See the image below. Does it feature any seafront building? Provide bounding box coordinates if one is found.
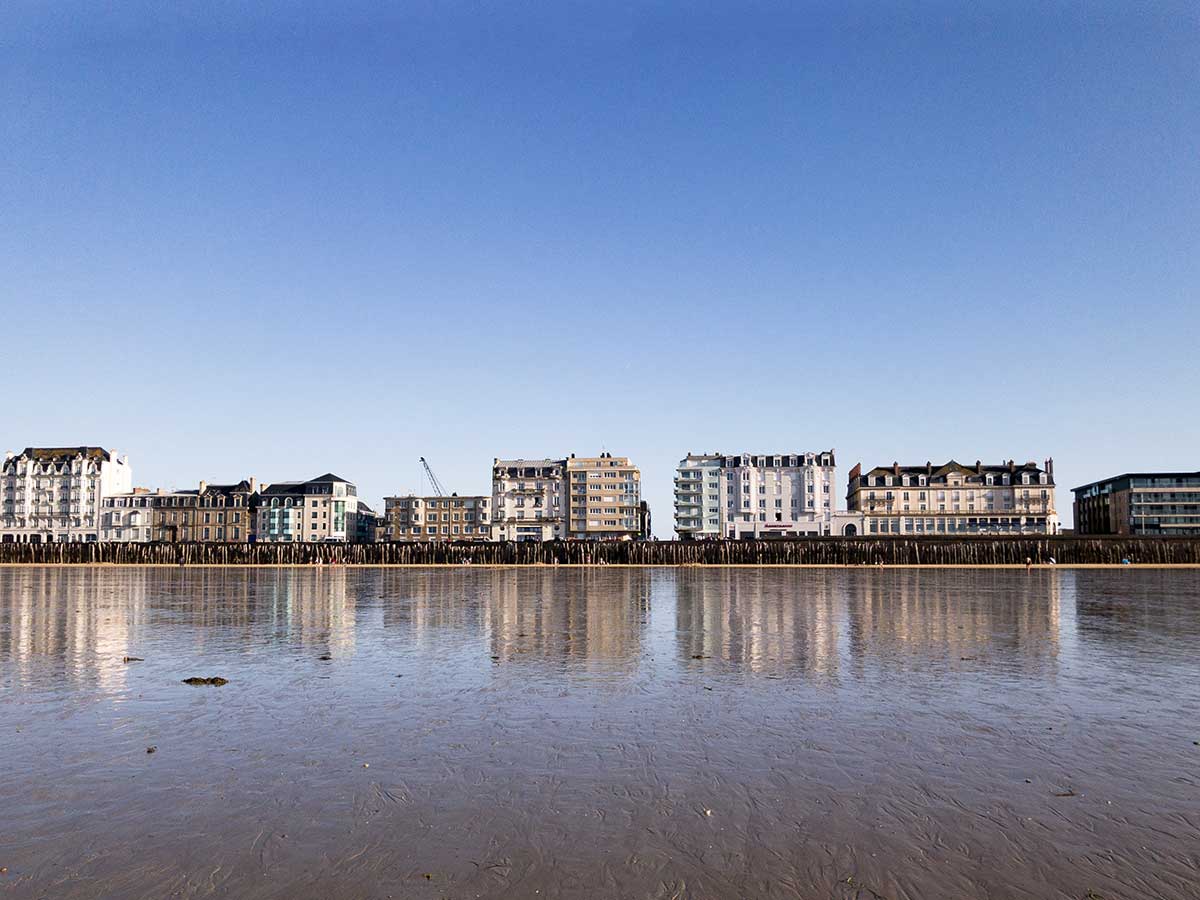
[1072,472,1200,536]
[566,454,643,541]
[102,479,259,542]
[846,459,1058,535]
[674,454,723,539]
[151,480,258,542]
[355,500,382,543]
[383,494,492,541]
[491,458,567,541]
[1,447,132,543]
[99,487,157,542]
[257,473,358,543]
[674,451,861,539]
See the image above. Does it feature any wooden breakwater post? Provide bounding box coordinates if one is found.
[1,537,1199,566]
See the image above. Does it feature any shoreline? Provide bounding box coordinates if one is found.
[2,563,1197,569]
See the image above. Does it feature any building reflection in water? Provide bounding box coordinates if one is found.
[841,569,1062,672]
[0,567,149,692]
[374,568,652,672]
[675,569,842,677]
[255,567,355,655]
[673,569,1063,678]
[379,568,490,638]
[484,568,650,670]
[0,566,359,684]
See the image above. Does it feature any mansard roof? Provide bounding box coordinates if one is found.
[200,480,256,497]
[19,447,111,462]
[856,459,1053,486]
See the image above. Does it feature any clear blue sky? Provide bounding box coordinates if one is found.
[4,1,1197,532]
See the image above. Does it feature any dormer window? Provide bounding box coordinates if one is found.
[986,475,994,485]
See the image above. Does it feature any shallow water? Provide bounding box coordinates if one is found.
[1,566,1198,900]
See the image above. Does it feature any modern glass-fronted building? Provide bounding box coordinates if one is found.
[1072,472,1200,536]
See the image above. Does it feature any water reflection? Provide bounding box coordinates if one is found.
[675,569,842,676]
[0,566,1085,685]
[485,568,650,668]
[842,569,1062,668]
[3,566,1200,900]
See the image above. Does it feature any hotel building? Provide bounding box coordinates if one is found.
[491,458,567,541]
[674,451,856,539]
[565,454,642,541]
[383,494,492,541]
[1,447,132,543]
[1072,472,1200,536]
[847,459,1058,535]
[257,473,357,543]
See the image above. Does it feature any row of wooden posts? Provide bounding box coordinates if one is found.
[1,536,1198,566]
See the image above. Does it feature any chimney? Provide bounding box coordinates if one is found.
[892,462,900,476]
[1045,457,1054,476]
[198,480,207,493]
[926,461,932,475]
[249,477,258,493]
[110,448,118,461]
[975,460,982,474]
[1008,460,1015,472]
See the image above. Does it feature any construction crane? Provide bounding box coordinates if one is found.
[419,457,447,497]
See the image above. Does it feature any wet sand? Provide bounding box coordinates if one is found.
[2,567,1198,899]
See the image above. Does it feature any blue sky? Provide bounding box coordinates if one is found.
[3,1,1196,532]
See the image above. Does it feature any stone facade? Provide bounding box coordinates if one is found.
[1,447,131,543]
[491,458,567,541]
[847,459,1058,535]
[383,494,492,541]
[101,480,259,543]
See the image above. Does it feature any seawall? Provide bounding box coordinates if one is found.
[1,537,1199,566]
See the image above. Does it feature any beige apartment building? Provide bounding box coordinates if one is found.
[847,459,1058,535]
[383,494,491,541]
[566,453,642,541]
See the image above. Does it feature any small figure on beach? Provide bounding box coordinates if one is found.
[1025,557,1033,571]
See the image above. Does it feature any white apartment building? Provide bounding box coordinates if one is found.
[491,458,566,541]
[100,489,157,542]
[674,454,723,539]
[1,447,132,543]
[675,450,862,539]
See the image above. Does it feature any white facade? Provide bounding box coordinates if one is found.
[674,455,723,538]
[675,450,863,539]
[491,458,566,541]
[1,447,132,543]
[101,491,156,542]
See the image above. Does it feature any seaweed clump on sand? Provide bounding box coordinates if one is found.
[182,676,228,686]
